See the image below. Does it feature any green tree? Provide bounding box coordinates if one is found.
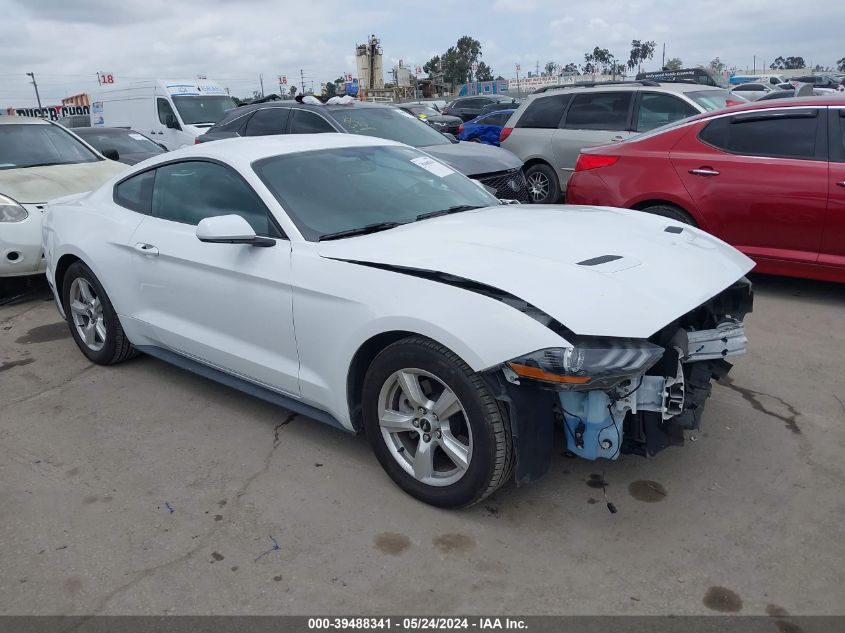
[709,57,726,73]
[562,62,579,74]
[544,61,558,76]
[664,57,683,70]
[627,40,656,72]
[770,56,805,70]
[838,57,845,72]
[423,55,441,76]
[583,47,613,74]
[426,36,486,87]
[476,61,494,81]
[289,85,297,97]
[325,82,336,97]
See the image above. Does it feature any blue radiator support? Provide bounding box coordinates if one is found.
[558,390,624,460]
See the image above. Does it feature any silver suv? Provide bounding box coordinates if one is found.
[500,81,742,203]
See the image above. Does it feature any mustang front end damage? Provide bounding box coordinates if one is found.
[488,278,753,483]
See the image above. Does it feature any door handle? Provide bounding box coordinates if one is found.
[134,242,159,256]
[689,167,720,177]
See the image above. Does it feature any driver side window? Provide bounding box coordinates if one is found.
[157,98,177,126]
[151,161,283,237]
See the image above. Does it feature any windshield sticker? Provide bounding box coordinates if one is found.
[411,157,454,178]
[128,133,147,141]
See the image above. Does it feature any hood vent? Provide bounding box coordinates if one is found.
[577,255,622,266]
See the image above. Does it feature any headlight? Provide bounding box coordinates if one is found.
[0,194,28,222]
[506,339,664,390]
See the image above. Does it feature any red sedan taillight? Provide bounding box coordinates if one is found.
[499,127,513,144]
[574,154,619,172]
[194,137,204,144]
[457,124,464,135]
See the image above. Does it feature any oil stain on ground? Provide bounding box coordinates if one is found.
[0,358,35,372]
[15,322,69,344]
[374,532,411,555]
[586,473,608,489]
[433,533,475,553]
[628,480,667,502]
[722,377,801,434]
[702,586,743,613]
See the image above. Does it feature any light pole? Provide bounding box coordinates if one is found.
[26,72,43,112]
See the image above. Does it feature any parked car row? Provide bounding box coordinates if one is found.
[498,80,745,203]
[566,97,845,283]
[198,100,531,203]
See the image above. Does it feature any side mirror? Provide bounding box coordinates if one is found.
[101,148,120,161]
[165,114,181,130]
[196,214,275,247]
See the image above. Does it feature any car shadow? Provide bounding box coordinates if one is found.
[748,272,845,306]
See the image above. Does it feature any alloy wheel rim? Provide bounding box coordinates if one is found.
[69,278,106,352]
[377,368,473,487]
[527,172,550,202]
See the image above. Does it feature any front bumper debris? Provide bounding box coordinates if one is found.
[489,278,753,482]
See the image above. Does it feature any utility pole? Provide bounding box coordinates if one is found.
[515,64,522,100]
[661,43,665,69]
[535,60,539,77]
[259,74,265,97]
[26,72,43,112]
[753,55,756,73]
[300,69,305,95]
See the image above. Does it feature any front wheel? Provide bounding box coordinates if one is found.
[362,336,513,508]
[524,163,561,204]
[62,261,135,365]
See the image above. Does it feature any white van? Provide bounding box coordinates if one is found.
[91,79,236,149]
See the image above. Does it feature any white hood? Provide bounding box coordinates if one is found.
[317,205,755,339]
[0,160,128,204]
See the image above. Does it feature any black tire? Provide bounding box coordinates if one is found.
[524,163,561,204]
[640,204,697,226]
[469,137,481,143]
[61,261,135,365]
[362,336,514,508]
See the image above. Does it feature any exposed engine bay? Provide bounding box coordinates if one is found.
[489,277,754,482]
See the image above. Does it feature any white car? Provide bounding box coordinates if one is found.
[1,117,128,277]
[42,134,754,508]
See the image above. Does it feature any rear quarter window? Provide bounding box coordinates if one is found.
[699,111,821,160]
[114,170,154,214]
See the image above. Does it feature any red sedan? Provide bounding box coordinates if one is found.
[566,97,845,283]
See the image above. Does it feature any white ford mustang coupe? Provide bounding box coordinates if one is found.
[43,134,754,508]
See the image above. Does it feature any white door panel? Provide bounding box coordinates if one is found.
[128,216,299,395]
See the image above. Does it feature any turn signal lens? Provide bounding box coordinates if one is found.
[507,363,592,385]
[574,154,619,172]
[499,126,513,144]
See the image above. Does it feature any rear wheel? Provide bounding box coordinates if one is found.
[62,261,135,365]
[640,204,697,226]
[362,336,513,508]
[525,163,561,204]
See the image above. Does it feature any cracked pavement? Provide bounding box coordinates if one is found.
[1,275,843,616]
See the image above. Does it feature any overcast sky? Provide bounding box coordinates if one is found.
[1,0,842,107]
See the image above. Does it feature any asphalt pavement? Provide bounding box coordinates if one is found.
[1,274,843,616]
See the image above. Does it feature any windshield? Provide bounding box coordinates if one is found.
[254,145,499,241]
[686,90,745,111]
[172,95,237,125]
[331,107,451,147]
[0,123,100,170]
[78,130,164,155]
